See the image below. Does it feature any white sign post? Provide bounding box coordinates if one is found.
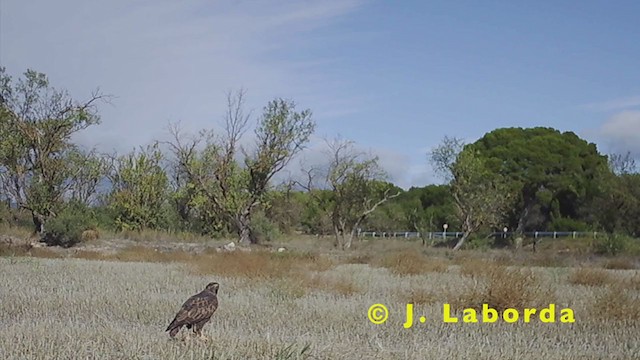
[443,223,448,239]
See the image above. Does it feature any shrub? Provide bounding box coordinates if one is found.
[592,234,629,256]
[42,202,98,247]
[453,265,551,312]
[548,217,590,232]
[568,267,612,287]
[466,236,492,251]
[592,283,640,322]
[376,250,449,275]
[251,210,281,242]
[603,257,637,270]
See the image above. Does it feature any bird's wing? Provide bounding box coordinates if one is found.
[169,292,218,327]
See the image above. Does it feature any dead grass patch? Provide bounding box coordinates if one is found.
[116,228,211,243]
[0,243,28,257]
[72,250,109,261]
[568,267,613,287]
[591,283,640,322]
[0,224,33,240]
[344,254,373,265]
[402,288,436,305]
[269,278,308,300]
[375,250,450,275]
[603,257,637,270]
[492,252,515,266]
[0,243,61,259]
[106,245,194,263]
[190,250,336,280]
[452,265,552,312]
[28,247,63,259]
[301,273,361,296]
[190,251,293,278]
[458,258,494,278]
[65,244,338,281]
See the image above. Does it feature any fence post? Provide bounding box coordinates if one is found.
[535,231,538,239]
[572,231,576,239]
[553,231,557,239]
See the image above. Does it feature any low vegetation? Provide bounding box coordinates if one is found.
[1,237,639,359]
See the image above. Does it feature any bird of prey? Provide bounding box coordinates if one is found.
[166,282,219,340]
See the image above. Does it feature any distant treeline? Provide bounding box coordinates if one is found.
[1,67,638,249]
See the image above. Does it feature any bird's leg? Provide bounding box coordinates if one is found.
[179,334,187,343]
[195,328,209,342]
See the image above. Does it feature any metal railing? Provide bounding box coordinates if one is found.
[356,230,601,239]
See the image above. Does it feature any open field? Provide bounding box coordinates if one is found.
[1,237,640,360]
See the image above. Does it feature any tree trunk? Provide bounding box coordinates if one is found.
[516,198,536,234]
[333,224,343,249]
[31,212,45,234]
[452,232,470,251]
[344,228,357,250]
[236,213,258,244]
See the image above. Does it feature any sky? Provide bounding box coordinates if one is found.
[1,0,639,189]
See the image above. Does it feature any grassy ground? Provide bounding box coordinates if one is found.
[1,236,639,359]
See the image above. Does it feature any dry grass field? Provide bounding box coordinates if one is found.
[1,237,639,360]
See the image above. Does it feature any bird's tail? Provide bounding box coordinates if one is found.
[168,325,181,337]
[166,317,178,332]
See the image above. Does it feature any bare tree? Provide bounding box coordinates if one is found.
[165,89,315,244]
[608,151,637,175]
[65,148,111,206]
[298,138,400,250]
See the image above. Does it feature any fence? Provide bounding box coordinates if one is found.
[356,230,602,240]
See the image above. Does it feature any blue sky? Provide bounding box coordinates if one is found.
[2,0,639,189]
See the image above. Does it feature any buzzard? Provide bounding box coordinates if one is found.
[166,282,219,340]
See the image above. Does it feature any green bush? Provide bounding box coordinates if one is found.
[42,202,98,247]
[592,234,630,256]
[548,217,591,232]
[91,205,117,231]
[467,236,492,251]
[251,210,281,242]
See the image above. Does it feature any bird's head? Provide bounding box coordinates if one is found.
[205,282,219,295]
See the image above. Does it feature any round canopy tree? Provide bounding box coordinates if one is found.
[467,127,610,233]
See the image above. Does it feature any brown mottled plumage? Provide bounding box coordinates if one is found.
[166,282,219,339]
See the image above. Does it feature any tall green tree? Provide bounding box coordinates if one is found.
[466,127,610,233]
[589,171,640,236]
[0,67,106,233]
[107,143,169,231]
[430,136,513,250]
[404,184,457,245]
[167,90,315,244]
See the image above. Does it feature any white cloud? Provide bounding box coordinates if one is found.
[275,135,418,190]
[582,95,640,112]
[597,111,640,155]
[0,0,368,155]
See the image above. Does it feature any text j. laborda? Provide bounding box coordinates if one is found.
[367,303,575,327]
